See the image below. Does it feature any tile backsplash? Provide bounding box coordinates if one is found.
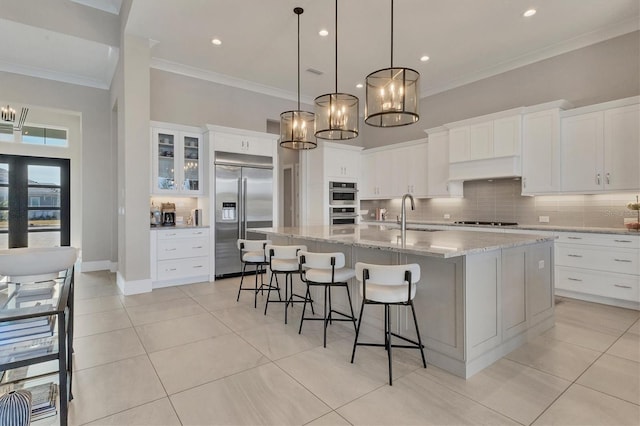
[361,179,639,229]
[150,196,199,224]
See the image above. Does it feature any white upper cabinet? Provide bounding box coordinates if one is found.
[561,98,639,193]
[521,105,568,195]
[448,113,522,163]
[360,150,394,199]
[210,131,275,158]
[425,129,463,198]
[151,125,203,195]
[325,144,361,181]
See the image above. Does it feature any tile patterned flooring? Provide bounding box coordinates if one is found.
[41,271,640,425]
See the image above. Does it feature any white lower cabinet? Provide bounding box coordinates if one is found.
[555,231,640,308]
[151,228,210,287]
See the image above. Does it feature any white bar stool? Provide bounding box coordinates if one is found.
[298,251,357,347]
[351,262,427,385]
[264,244,313,324]
[236,239,272,308]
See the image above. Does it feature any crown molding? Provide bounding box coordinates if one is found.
[0,59,112,90]
[420,17,639,98]
[150,58,316,105]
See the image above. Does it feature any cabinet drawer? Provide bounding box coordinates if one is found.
[556,266,639,302]
[156,228,208,240]
[157,256,210,281]
[158,238,209,260]
[555,232,640,249]
[556,244,639,275]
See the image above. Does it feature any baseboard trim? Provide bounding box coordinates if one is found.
[80,260,116,273]
[116,272,152,295]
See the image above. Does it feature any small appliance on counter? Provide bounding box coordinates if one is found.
[150,203,162,226]
[161,202,176,226]
[191,208,203,226]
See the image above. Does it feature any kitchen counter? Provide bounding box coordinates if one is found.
[252,224,555,379]
[251,225,555,258]
[150,225,210,230]
[363,220,639,235]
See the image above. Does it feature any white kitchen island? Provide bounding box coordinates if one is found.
[251,224,556,378]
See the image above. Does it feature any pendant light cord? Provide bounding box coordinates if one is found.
[297,10,301,110]
[390,0,394,68]
[334,0,338,92]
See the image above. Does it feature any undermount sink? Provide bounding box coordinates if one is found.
[0,246,77,282]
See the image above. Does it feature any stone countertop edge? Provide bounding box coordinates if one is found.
[150,225,210,230]
[362,220,640,236]
[250,226,556,259]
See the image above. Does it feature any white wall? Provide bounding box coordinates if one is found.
[0,71,114,265]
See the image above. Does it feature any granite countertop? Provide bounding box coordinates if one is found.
[150,225,210,230]
[362,220,640,236]
[251,225,556,258]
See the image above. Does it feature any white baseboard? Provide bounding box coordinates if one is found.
[80,260,117,273]
[117,272,152,295]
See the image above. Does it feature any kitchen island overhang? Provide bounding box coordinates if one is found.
[251,225,557,378]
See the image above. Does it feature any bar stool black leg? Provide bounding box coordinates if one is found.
[298,285,311,334]
[386,304,393,385]
[323,285,329,347]
[237,263,248,302]
[410,301,427,368]
[345,285,357,332]
[350,301,366,363]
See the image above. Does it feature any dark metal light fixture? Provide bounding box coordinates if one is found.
[365,0,420,127]
[1,105,16,122]
[314,0,359,140]
[280,7,317,150]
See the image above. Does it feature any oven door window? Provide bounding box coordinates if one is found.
[332,217,357,225]
[330,191,356,204]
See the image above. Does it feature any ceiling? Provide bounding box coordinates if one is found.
[1,0,639,104]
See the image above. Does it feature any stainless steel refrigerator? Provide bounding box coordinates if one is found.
[214,152,273,277]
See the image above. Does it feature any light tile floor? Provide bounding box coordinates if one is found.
[40,271,640,425]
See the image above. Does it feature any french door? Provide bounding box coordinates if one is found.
[0,155,70,249]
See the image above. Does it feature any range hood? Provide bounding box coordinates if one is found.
[448,155,521,182]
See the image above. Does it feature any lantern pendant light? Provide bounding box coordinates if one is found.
[365,0,420,127]
[314,0,359,140]
[280,7,317,150]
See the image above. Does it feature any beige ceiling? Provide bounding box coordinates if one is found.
[126,0,639,103]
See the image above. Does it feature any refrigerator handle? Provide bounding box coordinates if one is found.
[237,177,243,240]
[243,177,248,237]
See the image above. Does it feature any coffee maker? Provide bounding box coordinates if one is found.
[161,202,176,226]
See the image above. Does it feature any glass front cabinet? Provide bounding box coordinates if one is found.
[152,127,203,195]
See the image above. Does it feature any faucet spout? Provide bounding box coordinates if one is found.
[400,193,415,241]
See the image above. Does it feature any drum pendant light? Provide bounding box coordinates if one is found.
[314,0,359,140]
[365,0,420,127]
[280,7,317,150]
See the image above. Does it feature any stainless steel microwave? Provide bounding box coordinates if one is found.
[329,181,357,205]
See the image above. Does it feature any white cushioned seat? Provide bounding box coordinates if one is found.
[355,263,420,303]
[263,244,308,323]
[270,258,299,272]
[236,239,271,308]
[305,267,355,283]
[242,251,266,263]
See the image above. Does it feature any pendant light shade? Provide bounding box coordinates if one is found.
[280,7,316,150]
[365,0,420,127]
[314,0,359,140]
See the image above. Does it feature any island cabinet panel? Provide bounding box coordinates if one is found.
[401,254,465,361]
[465,250,502,360]
[502,247,527,340]
[526,242,554,327]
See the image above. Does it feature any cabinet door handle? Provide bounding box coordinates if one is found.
[567,277,582,282]
[165,248,177,251]
[614,239,632,243]
[166,268,177,272]
[567,236,582,240]
[606,172,610,184]
[567,254,583,258]
[192,246,203,249]
[614,284,632,289]
[596,173,601,185]
[193,265,204,268]
[614,259,632,263]
[166,233,177,236]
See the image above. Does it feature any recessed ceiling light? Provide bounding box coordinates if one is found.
[420,55,430,62]
[211,38,222,45]
[356,83,363,89]
[319,29,329,37]
[523,9,536,17]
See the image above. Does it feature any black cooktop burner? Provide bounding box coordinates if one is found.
[454,221,518,226]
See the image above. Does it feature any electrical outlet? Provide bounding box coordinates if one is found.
[538,260,545,269]
[444,214,451,219]
[539,216,549,223]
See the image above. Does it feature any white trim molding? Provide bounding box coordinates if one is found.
[116,272,152,295]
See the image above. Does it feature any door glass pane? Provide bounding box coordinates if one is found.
[28,210,60,230]
[183,136,199,191]
[0,162,8,237]
[28,165,61,186]
[158,133,175,190]
[28,188,60,207]
[28,231,60,248]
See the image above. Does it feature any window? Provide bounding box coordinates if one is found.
[22,126,68,147]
